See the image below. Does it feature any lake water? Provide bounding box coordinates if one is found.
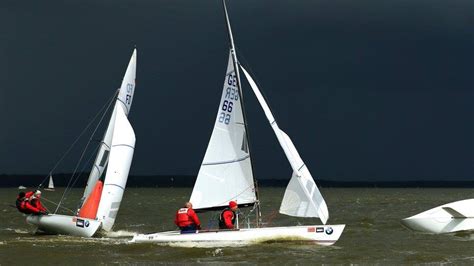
[1,187,473,264]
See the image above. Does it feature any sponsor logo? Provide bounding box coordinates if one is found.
[316,227,324,233]
[307,227,316,232]
[325,227,333,235]
[76,219,85,228]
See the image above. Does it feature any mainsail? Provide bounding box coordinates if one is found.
[240,65,329,224]
[189,52,257,210]
[82,49,137,205]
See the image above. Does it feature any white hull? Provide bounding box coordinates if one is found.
[131,224,345,247]
[26,214,101,237]
[401,199,474,234]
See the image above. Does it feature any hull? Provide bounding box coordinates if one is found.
[401,199,474,234]
[26,214,101,237]
[131,224,345,247]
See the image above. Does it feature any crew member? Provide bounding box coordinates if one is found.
[29,190,47,213]
[219,201,238,229]
[175,202,201,231]
[15,191,43,214]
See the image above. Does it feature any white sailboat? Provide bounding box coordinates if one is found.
[401,199,474,234]
[26,49,137,237]
[131,2,344,246]
[44,175,55,191]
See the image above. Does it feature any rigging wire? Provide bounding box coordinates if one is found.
[54,89,119,214]
[41,196,76,215]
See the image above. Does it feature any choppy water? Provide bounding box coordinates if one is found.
[1,187,473,264]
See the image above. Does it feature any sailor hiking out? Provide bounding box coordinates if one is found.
[16,190,48,215]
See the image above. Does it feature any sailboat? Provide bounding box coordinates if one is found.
[131,2,344,246]
[401,199,474,234]
[44,175,55,191]
[26,49,137,237]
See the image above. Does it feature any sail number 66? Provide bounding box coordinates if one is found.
[219,100,233,124]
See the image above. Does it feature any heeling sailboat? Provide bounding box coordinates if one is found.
[131,2,344,246]
[26,49,137,237]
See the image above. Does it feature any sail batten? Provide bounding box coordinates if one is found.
[240,65,329,224]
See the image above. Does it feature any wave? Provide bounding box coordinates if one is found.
[104,230,138,238]
[2,228,30,234]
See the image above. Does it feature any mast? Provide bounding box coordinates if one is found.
[222,0,262,227]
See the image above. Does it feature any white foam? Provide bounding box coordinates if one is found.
[104,230,138,238]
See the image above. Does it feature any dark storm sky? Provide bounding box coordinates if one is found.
[1,0,473,181]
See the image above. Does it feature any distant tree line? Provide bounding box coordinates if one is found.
[1,173,474,188]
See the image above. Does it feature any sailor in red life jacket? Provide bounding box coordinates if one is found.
[29,190,48,214]
[15,191,43,215]
[175,202,201,231]
[219,201,238,229]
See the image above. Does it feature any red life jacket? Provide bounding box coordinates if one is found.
[219,208,236,229]
[175,208,193,227]
[16,196,41,214]
[25,191,34,199]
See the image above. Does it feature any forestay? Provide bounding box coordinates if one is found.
[82,49,137,204]
[240,65,329,224]
[95,105,136,231]
[190,52,256,210]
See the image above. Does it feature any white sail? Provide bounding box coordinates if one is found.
[190,52,256,210]
[82,49,137,203]
[240,65,329,224]
[48,175,54,189]
[95,105,136,231]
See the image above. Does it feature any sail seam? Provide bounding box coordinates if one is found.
[298,164,305,171]
[202,155,250,166]
[103,183,125,190]
[111,144,135,149]
[117,99,130,115]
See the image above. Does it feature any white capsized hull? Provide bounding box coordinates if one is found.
[26,214,101,237]
[131,224,345,247]
[401,198,474,234]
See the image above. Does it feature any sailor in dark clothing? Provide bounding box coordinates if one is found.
[219,201,238,229]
